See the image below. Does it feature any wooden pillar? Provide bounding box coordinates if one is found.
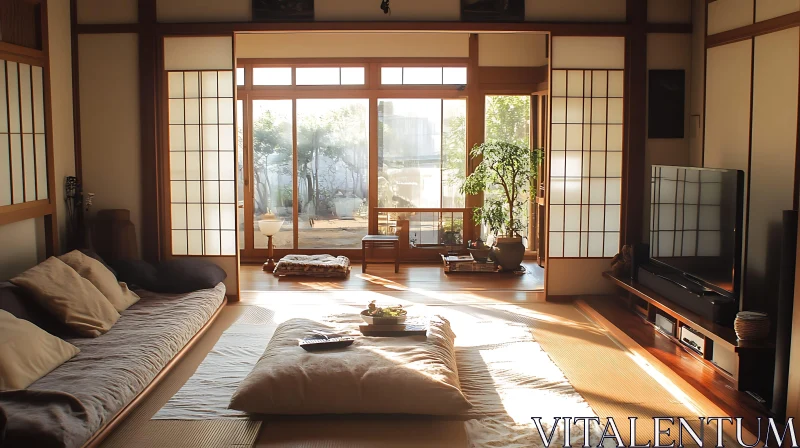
[139,0,160,261]
[622,0,647,246]
[465,34,483,242]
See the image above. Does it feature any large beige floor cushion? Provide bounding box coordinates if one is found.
[229,316,471,415]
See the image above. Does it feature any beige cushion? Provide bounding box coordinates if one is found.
[0,309,80,390]
[11,257,120,337]
[229,316,472,415]
[59,250,140,312]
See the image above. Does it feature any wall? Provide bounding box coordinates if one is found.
[0,0,76,277]
[703,0,799,316]
[77,33,142,255]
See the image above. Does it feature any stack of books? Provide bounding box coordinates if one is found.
[441,254,498,273]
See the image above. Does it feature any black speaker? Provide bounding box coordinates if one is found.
[631,243,650,281]
[772,210,798,420]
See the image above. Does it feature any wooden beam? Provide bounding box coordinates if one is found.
[155,21,629,37]
[139,0,160,262]
[40,0,58,255]
[707,10,800,48]
[74,23,140,34]
[477,65,548,86]
[622,0,648,247]
[0,200,54,226]
[0,42,46,64]
[464,34,482,242]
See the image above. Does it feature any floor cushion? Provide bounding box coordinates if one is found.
[59,250,140,312]
[228,316,471,415]
[273,254,351,278]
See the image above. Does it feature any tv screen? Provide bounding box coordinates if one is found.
[648,165,744,296]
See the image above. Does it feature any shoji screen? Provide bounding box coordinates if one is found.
[164,36,239,297]
[1,60,48,206]
[168,70,236,255]
[547,36,624,296]
[549,69,623,258]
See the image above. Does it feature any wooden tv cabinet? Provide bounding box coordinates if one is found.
[602,271,774,397]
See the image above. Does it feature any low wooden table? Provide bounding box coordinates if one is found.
[361,235,400,273]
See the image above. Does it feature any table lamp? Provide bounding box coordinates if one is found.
[258,217,284,272]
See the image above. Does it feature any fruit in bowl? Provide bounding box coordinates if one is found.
[360,300,407,325]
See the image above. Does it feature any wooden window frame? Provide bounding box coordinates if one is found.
[237,59,473,263]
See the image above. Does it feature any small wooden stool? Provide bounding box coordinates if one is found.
[361,235,400,273]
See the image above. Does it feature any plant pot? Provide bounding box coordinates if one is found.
[491,236,525,271]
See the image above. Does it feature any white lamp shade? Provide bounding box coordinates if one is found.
[258,219,284,236]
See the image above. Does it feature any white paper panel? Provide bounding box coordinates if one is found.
[552,71,567,96]
[564,205,581,231]
[172,230,188,255]
[204,230,221,255]
[550,205,564,231]
[170,126,185,151]
[566,125,582,151]
[202,125,218,151]
[170,153,185,180]
[187,204,202,229]
[220,181,235,203]
[550,178,565,204]
[219,125,234,151]
[204,204,220,229]
[219,152,235,180]
[168,72,184,98]
[186,151,201,179]
[591,125,606,151]
[201,71,218,97]
[564,233,580,257]
[608,98,623,124]
[565,179,582,204]
[10,135,22,204]
[552,98,567,124]
[32,66,45,133]
[201,98,218,124]
[218,71,234,97]
[203,152,220,180]
[186,181,201,203]
[708,0,754,34]
[591,99,607,123]
[219,99,234,124]
[0,138,10,205]
[172,203,187,229]
[188,230,203,255]
[186,126,200,151]
[566,99,583,124]
[552,37,625,70]
[592,71,608,97]
[221,231,236,255]
[567,71,584,97]
[604,232,620,257]
[169,100,184,125]
[34,134,47,200]
[184,72,200,98]
[605,205,621,231]
[221,204,236,229]
[7,62,20,134]
[171,181,186,203]
[549,232,564,257]
[19,64,33,134]
[588,232,604,257]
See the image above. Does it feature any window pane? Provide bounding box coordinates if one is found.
[252,100,294,250]
[296,67,340,85]
[442,100,466,208]
[485,95,531,244]
[378,98,443,208]
[236,67,245,86]
[253,67,292,86]
[296,99,369,249]
[442,67,467,85]
[341,67,365,85]
[403,67,442,85]
[237,100,244,249]
[381,67,402,84]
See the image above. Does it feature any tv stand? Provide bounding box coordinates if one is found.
[637,264,735,324]
[602,271,774,398]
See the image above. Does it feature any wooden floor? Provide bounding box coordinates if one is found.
[240,261,545,300]
[580,296,771,435]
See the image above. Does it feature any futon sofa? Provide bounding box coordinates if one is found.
[0,279,226,448]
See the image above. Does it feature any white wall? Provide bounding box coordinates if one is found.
[708,0,755,35]
[478,34,548,67]
[526,0,626,22]
[746,27,799,311]
[0,219,42,279]
[49,0,77,253]
[78,34,142,255]
[648,0,693,23]
[77,0,138,24]
[756,0,800,21]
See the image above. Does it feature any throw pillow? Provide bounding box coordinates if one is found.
[10,257,120,337]
[0,310,80,390]
[0,282,75,338]
[59,250,140,312]
[111,259,160,291]
[156,259,227,293]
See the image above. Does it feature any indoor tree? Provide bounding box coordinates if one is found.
[460,141,540,238]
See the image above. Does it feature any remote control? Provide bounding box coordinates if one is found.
[299,336,356,351]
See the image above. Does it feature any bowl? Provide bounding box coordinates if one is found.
[360,310,407,325]
[468,247,492,262]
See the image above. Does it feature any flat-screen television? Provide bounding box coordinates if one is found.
[648,165,745,299]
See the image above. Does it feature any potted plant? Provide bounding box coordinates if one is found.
[460,141,540,271]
